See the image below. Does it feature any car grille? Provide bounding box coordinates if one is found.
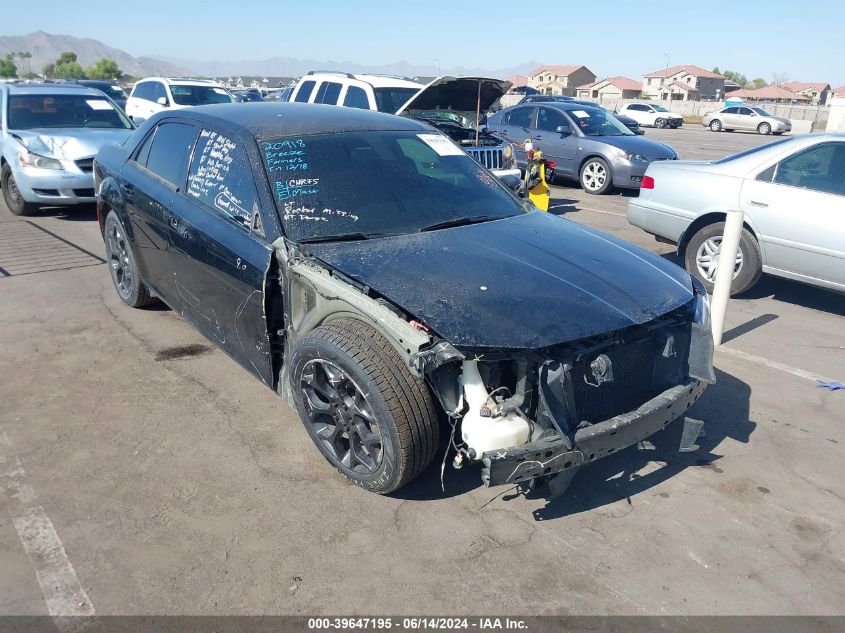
[569,338,656,424]
[75,158,94,173]
[466,147,504,170]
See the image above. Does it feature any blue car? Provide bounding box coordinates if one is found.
[1,82,134,215]
[486,101,677,194]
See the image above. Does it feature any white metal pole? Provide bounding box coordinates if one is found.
[711,209,744,345]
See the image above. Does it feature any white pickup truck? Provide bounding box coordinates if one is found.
[618,103,683,129]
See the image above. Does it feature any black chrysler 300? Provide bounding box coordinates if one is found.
[94,102,715,495]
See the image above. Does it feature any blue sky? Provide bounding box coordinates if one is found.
[6,0,845,85]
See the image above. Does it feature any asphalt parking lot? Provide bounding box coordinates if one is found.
[1,126,844,617]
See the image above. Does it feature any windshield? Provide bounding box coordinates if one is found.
[752,107,772,116]
[373,87,421,113]
[567,108,633,136]
[170,85,235,106]
[650,104,669,112]
[261,130,524,242]
[8,94,133,130]
[712,137,793,164]
[95,84,126,100]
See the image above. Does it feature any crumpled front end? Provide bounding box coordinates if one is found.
[417,292,715,493]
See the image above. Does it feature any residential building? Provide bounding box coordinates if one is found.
[575,76,641,101]
[642,65,725,101]
[527,65,596,97]
[728,86,812,103]
[505,75,529,89]
[833,85,845,97]
[781,82,831,105]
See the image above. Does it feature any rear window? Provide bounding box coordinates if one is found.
[372,87,421,113]
[7,94,133,130]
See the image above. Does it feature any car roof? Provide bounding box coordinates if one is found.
[1,82,108,97]
[519,101,603,113]
[303,72,422,89]
[135,77,224,87]
[156,102,432,139]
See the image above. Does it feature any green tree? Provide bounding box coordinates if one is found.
[722,70,748,88]
[43,62,56,77]
[57,51,78,65]
[712,66,721,75]
[55,60,85,79]
[86,58,122,80]
[752,78,767,89]
[0,54,17,78]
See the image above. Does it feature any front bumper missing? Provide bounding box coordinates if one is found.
[481,378,706,487]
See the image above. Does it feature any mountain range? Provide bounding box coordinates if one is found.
[0,31,540,80]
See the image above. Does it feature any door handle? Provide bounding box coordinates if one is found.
[534,134,543,139]
[749,200,768,208]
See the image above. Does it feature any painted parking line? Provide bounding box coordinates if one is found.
[717,345,841,385]
[0,453,94,617]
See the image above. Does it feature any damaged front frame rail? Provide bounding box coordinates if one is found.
[481,379,707,490]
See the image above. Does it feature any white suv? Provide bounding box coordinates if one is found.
[618,103,683,129]
[289,71,423,113]
[125,77,235,122]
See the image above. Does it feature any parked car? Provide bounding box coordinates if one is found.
[125,77,235,122]
[95,103,714,495]
[486,102,677,194]
[618,103,683,128]
[65,79,128,110]
[702,106,791,135]
[627,134,845,294]
[0,82,134,216]
[233,88,264,102]
[569,100,643,135]
[291,72,519,179]
[516,95,575,104]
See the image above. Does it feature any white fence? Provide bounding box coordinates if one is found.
[591,98,830,125]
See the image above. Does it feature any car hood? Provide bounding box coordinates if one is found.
[304,212,694,350]
[10,128,134,160]
[587,134,677,157]
[395,76,512,118]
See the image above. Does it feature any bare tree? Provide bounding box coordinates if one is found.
[771,72,789,87]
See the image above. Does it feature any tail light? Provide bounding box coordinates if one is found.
[546,161,556,169]
[641,175,655,189]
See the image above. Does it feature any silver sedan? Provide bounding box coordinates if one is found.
[627,134,845,294]
[702,105,791,135]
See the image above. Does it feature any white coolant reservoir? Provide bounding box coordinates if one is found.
[460,360,530,458]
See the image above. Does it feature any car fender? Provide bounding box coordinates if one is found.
[96,172,125,233]
[578,149,615,183]
[677,209,762,258]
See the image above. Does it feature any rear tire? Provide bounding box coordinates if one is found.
[709,119,722,132]
[684,222,762,295]
[290,319,439,494]
[1,164,39,216]
[104,211,156,308]
[579,157,613,195]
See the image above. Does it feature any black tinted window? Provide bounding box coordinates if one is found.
[261,131,524,242]
[295,80,315,102]
[343,86,369,109]
[133,82,153,101]
[536,107,569,132]
[134,129,157,166]
[723,107,739,114]
[372,87,420,113]
[152,82,167,103]
[187,129,257,224]
[739,108,753,115]
[772,143,845,196]
[145,122,198,186]
[507,107,533,128]
[315,81,342,104]
[7,95,132,130]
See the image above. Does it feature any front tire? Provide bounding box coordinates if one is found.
[709,119,722,132]
[104,211,156,308]
[655,117,666,129]
[757,122,771,135]
[684,222,762,295]
[290,319,439,494]
[579,157,613,195]
[1,164,39,216]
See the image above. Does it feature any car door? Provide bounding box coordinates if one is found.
[740,141,845,288]
[495,106,535,164]
[167,127,276,385]
[118,121,198,303]
[534,106,576,176]
[719,107,740,129]
[622,104,643,125]
[736,107,756,131]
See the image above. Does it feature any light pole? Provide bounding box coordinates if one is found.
[664,53,670,68]
[433,58,441,76]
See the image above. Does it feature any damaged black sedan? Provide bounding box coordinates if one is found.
[95,102,714,495]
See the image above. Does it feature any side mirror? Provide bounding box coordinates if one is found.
[156,96,168,106]
[499,173,523,196]
[555,125,571,135]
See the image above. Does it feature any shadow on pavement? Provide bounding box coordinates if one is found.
[35,203,98,222]
[529,367,753,521]
[741,274,845,318]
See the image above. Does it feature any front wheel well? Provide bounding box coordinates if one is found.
[678,212,759,256]
[578,154,614,179]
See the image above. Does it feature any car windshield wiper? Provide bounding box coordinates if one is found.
[297,232,385,244]
[418,215,509,233]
